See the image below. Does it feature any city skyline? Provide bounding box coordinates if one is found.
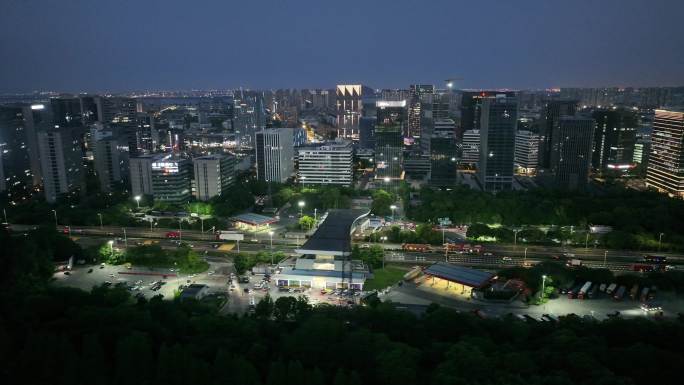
[2,0,684,93]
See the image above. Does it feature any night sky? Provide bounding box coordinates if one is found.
[1,0,683,93]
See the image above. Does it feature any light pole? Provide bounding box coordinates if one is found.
[52,209,58,227]
[314,208,317,223]
[603,250,608,268]
[541,275,547,299]
[514,229,520,246]
[179,219,183,243]
[122,228,127,248]
[658,232,664,251]
[524,247,528,266]
[200,217,204,234]
[390,205,397,222]
[585,232,589,249]
[98,213,103,230]
[2,208,7,224]
[134,195,141,209]
[269,231,274,265]
[108,240,114,254]
[381,236,387,268]
[298,200,305,218]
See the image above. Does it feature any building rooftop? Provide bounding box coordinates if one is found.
[230,213,277,226]
[179,284,207,299]
[424,262,494,288]
[295,209,369,256]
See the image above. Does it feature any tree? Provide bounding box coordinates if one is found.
[371,189,394,216]
[255,294,274,319]
[274,296,296,321]
[299,215,315,230]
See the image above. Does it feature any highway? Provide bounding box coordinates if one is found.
[9,223,684,273]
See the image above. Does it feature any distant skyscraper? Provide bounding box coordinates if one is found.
[591,109,637,170]
[376,100,408,138]
[646,109,684,198]
[96,96,139,155]
[478,96,517,192]
[550,116,595,190]
[514,130,540,174]
[0,105,40,196]
[151,156,192,204]
[359,117,376,149]
[37,127,85,203]
[255,128,294,183]
[538,100,578,169]
[297,140,353,186]
[336,85,363,139]
[429,119,458,186]
[408,84,434,139]
[374,121,404,182]
[193,154,236,201]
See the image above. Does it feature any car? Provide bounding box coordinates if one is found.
[212,244,220,249]
[607,311,621,318]
[320,289,327,295]
[87,268,93,273]
[63,271,70,275]
[641,302,663,312]
[103,281,112,287]
[244,288,250,293]
[502,257,512,261]
[361,244,370,249]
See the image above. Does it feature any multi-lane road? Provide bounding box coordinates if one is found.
[9,223,684,272]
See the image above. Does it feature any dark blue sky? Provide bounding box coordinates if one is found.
[1,0,683,93]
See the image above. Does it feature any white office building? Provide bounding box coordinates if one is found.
[297,140,353,186]
[255,128,294,183]
[129,154,161,197]
[193,153,236,201]
[462,129,480,165]
[37,128,84,203]
[514,130,539,174]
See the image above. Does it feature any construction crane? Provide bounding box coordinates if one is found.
[444,77,464,89]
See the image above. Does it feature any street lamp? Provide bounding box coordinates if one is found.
[513,229,520,246]
[52,209,58,227]
[269,231,275,265]
[390,205,397,222]
[541,275,547,299]
[658,232,664,251]
[97,213,103,229]
[298,200,305,218]
[134,195,141,209]
[604,250,608,268]
[524,247,528,266]
[380,236,388,268]
[108,240,114,253]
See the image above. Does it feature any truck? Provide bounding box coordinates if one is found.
[444,243,464,252]
[403,266,423,281]
[606,283,617,295]
[216,231,244,241]
[632,264,654,272]
[588,284,599,299]
[568,283,583,299]
[166,231,180,239]
[629,284,640,300]
[578,281,592,300]
[613,285,626,301]
[566,259,583,268]
[640,287,650,302]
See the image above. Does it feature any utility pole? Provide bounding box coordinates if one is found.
[123,228,127,248]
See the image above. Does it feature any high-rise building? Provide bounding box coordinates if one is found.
[93,136,126,192]
[37,127,85,203]
[96,96,139,155]
[408,84,434,139]
[0,105,38,196]
[591,109,637,170]
[297,140,353,186]
[255,128,294,183]
[460,91,516,141]
[646,109,684,198]
[359,117,376,149]
[193,154,236,201]
[461,129,480,165]
[374,121,404,182]
[514,130,540,174]
[550,116,595,190]
[151,156,192,204]
[129,154,160,197]
[429,119,458,185]
[478,96,517,192]
[538,100,578,169]
[336,85,364,139]
[376,100,408,138]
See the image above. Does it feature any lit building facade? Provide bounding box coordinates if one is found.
[255,128,294,183]
[646,109,684,198]
[478,96,517,191]
[193,154,236,201]
[297,141,353,186]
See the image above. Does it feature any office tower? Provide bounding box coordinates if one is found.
[93,136,125,192]
[374,121,404,182]
[432,92,451,120]
[51,97,85,127]
[255,128,294,183]
[591,109,637,170]
[478,96,518,192]
[646,109,684,198]
[514,130,540,174]
[0,105,36,195]
[359,117,376,149]
[408,84,434,139]
[633,140,651,165]
[310,89,330,109]
[380,89,411,101]
[37,127,85,203]
[550,117,595,190]
[193,154,236,201]
[95,96,139,155]
[136,113,159,153]
[376,100,408,139]
[538,100,578,169]
[297,140,353,186]
[336,85,363,139]
[429,119,458,185]
[129,154,160,197]
[151,156,192,204]
[254,94,267,130]
[461,129,480,165]
[460,91,516,141]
